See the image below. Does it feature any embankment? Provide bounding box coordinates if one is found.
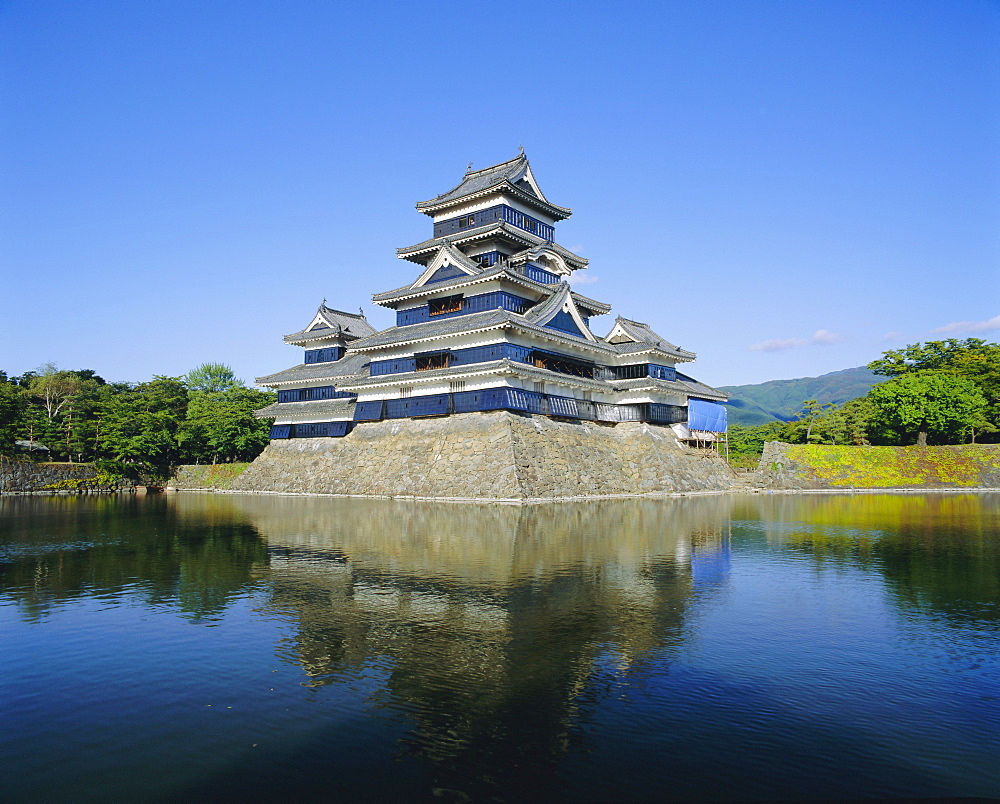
[752,442,1000,490]
[169,463,252,490]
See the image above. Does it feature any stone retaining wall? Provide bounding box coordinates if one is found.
[228,411,735,501]
[0,459,134,494]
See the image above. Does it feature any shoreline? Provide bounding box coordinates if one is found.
[7,486,998,505]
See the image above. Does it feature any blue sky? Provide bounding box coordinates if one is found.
[2,0,997,388]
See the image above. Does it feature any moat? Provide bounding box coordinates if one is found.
[2,492,998,800]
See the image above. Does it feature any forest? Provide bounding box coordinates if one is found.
[0,362,275,478]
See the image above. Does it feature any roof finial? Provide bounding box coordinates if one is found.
[466,160,473,173]
[322,298,327,307]
[518,144,525,155]
[359,306,364,316]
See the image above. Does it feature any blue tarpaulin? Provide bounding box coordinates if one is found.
[687,398,727,432]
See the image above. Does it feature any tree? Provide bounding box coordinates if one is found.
[101,377,189,471]
[0,372,28,454]
[29,363,81,422]
[178,387,275,463]
[866,373,990,446]
[184,363,242,394]
[869,338,1000,441]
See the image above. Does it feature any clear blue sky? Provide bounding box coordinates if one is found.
[2,0,997,388]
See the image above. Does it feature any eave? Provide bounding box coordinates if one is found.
[396,222,588,269]
[416,181,572,221]
[372,265,612,315]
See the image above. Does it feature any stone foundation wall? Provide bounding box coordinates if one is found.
[229,411,735,501]
[0,459,134,494]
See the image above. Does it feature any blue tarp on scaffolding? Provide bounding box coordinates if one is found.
[687,398,727,432]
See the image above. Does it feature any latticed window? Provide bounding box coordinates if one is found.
[450,381,466,393]
[416,352,450,371]
[531,351,594,378]
[399,387,412,398]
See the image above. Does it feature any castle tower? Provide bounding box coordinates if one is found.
[254,152,728,444]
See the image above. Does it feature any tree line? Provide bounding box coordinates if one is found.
[728,338,999,463]
[0,362,275,476]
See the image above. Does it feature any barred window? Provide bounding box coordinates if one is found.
[399,387,412,399]
[450,381,466,394]
[429,295,463,316]
[416,351,450,371]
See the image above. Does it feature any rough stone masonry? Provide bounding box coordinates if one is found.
[228,411,735,501]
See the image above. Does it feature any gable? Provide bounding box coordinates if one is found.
[545,310,584,337]
[410,245,481,289]
[424,263,469,285]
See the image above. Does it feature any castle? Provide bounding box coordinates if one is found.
[253,152,728,445]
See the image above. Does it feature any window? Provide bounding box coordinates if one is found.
[457,214,476,228]
[429,295,463,316]
[416,352,450,371]
[450,381,466,393]
[533,381,545,394]
[399,387,412,398]
[531,351,594,378]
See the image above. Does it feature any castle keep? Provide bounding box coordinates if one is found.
[255,152,727,437]
[237,153,732,500]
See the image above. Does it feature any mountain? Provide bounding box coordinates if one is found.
[719,367,885,426]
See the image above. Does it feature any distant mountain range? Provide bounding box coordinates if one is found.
[719,366,885,426]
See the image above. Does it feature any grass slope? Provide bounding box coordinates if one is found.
[784,444,1000,488]
[721,366,884,426]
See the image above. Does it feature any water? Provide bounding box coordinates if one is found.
[1,492,998,801]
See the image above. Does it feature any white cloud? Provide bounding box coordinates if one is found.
[748,337,807,352]
[811,329,842,345]
[568,273,599,285]
[883,331,902,341]
[930,314,1000,334]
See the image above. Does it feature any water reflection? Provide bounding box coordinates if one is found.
[2,492,998,800]
[0,495,267,621]
[735,493,1000,624]
[169,495,735,799]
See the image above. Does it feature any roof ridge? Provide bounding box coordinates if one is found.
[322,304,368,319]
[463,152,526,178]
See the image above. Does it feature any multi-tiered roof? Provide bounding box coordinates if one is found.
[255,152,727,439]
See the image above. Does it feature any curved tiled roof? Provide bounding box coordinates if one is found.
[614,376,727,402]
[284,304,378,344]
[253,398,356,419]
[415,153,572,220]
[255,352,371,386]
[396,221,588,269]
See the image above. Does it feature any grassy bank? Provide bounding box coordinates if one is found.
[170,463,252,490]
[768,443,1000,488]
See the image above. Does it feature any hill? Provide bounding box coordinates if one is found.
[720,366,884,426]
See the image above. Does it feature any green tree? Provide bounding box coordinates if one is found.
[866,373,990,446]
[726,420,791,458]
[0,372,28,454]
[811,396,872,446]
[184,363,242,394]
[869,338,1000,441]
[101,377,189,472]
[178,387,275,463]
